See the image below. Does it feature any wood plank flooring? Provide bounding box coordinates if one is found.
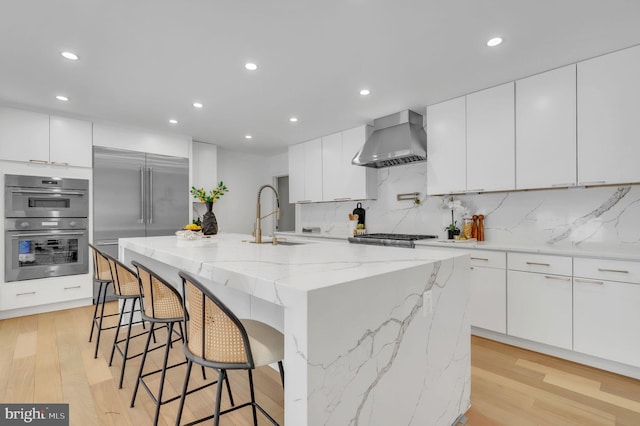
[0,303,638,425]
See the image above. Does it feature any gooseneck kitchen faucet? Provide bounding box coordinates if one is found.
[255,184,280,243]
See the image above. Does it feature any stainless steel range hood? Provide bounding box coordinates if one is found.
[352,110,427,168]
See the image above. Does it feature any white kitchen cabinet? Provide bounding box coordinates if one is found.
[426,96,467,195]
[304,138,323,202]
[0,106,93,167]
[321,131,343,201]
[0,106,50,163]
[50,116,93,167]
[288,138,323,203]
[340,125,377,200]
[574,278,640,368]
[0,277,91,311]
[507,269,572,350]
[516,65,577,189]
[578,44,640,185]
[469,250,506,333]
[466,82,515,192]
[192,141,218,190]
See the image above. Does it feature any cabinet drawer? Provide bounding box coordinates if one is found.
[469,250,506,269]
[508,252,572,276]
[0,279,91,311]
[574,257,640,284]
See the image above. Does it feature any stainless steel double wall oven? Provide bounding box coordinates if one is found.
[4,174,89,282]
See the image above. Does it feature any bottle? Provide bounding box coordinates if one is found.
[471,215,478,239]
[478,215,485,242]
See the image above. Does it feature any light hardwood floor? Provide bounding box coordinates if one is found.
[0,303,639,425]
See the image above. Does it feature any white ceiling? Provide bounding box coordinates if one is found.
[2,0,640,155]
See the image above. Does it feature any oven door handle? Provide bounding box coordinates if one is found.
[9,231,86,238]
[10,189,86,196]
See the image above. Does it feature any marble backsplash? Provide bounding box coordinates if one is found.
[298,163,640,250]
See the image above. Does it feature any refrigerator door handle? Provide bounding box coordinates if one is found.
[139,166,145,224]
[148,167,153,224]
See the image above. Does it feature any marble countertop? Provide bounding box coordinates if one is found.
[275,231,640,261]
[119,233,467,293]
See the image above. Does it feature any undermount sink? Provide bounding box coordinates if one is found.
[274,240,306,246]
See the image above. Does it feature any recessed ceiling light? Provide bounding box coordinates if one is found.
[193,102,204,109]
[486,37,503,47]
[289,117,298,123]
[245,135,253,139]
[360,89,370,96]
[245,63,258,71]
[61,51,79,61]
[55,95,69,101]
[169,119,178,124]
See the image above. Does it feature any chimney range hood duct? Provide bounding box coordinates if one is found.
[352,110,427,168]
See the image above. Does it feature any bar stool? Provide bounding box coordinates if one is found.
[103,252,148,389]
[88,243,119,359]
[130,261,213,426]
[176,271,285,426]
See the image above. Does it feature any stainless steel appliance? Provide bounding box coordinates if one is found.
[352,110,428,168]
[5,174,89,218]
[4,175,89,282]
[93,147,188,300]
[348,233,437,248]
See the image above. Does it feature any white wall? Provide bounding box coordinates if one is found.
[196,148,272,234]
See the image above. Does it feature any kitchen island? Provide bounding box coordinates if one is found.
[119,234,470,426]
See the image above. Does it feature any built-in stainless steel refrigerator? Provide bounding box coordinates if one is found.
[93,146,188,300]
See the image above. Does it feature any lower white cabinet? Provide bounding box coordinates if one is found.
[574,278,640,368]
[507,270,572,350]
[0,277,91,311]
[470,266,506,333]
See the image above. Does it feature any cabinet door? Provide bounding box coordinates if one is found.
[288,143,305,203]
[321,132,343,201]
[578,45,640,185]
[304,138,323,202]
[342,125,375,200]
[426,96,466,194]
[192,141,218,190]
[469,266,506,333]
[50,116,93,167]
[0,106,49,163]
[467,82,515,192]
[516,65,577,189]
[507,270,572,349]
[574,279,640,368]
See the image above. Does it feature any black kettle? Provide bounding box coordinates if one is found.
[352,202,366,227]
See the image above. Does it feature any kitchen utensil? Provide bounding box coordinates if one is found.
[352,202,366,226]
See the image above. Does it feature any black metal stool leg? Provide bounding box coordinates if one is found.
[223,369,234,406]
[278,361,285,388]
[248,369,258,426]
[89,280,104,342]
[93,281,111,359]
[152,322,175,425]
[130,321,155,408]
[109,298,126,366]
[118,297,137,389]
[213,369,225,426]
[175,359,193,426]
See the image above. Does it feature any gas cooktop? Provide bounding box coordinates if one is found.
[348,233,438,248]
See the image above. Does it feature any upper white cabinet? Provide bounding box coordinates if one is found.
[516,65,577,189]
[288,138,323,203]
[466,82,515,192]
[290,126,376,203]
[0,107,49,163]
[426,96,467,195]
[192,141,218,190]
[578,44,640,185]
[0,106,92,167]
[49,116,93,167]
[321,131,343,201]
